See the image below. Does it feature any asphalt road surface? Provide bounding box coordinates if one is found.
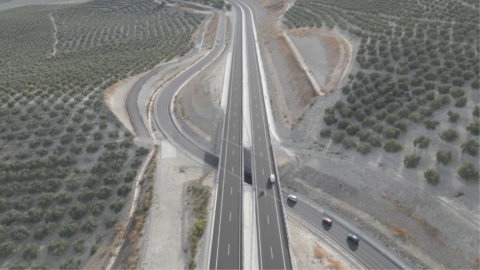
[151,11,226,167]
[284,191,405,270]
[127,11,213,138]
[209,2,243,269]
[230,0,292,269]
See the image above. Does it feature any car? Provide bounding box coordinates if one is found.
[322,217,332,226]
[347,234,360,244]
[287,195,297,202]
[269,174,276,183]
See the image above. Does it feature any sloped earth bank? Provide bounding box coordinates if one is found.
[240,0,479,269]
[288,28,350,94]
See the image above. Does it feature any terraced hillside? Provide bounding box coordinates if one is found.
[0,0,204,269]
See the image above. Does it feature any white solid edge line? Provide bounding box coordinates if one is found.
[242,1,287,268]
[244,1,281,143]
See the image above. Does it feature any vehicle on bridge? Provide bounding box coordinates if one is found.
[287,195,297,202]
[269,173,276,183]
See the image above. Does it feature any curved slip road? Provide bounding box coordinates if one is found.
[150,11,226,167]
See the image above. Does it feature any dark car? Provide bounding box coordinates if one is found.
[347,234,360,244]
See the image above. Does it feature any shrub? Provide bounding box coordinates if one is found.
[2,210,23,225]
[368,136,382,147]
[77,188,95,202]
[73,238,86,253]
[467,122,480,136]
[413,135,431,148]
[383,127,401,139]
[90,245,98,256]
[461,139,479,157]
[55,191,72,204]
[346,124,361,136]
[337,119,351,130]
[33,222,54,240]
[362,117,375,127]
[65,179,80,192]
[109,199,125,213]
[423,119,439,130]
[356,144,372,155]
[458,163,479,181]
[92,200,106,216]
[69,203,87,220]
[404,154,421,168]
[450,88,465,98]
[323,114,337,125]
[439,129,458,142]
[342,138,357,149]
[383,140,403,152]
[22,243,40,259]
[436,150,452,165]
[136,147,149,156]
[104,173,120,185]
[0,225,6,240]
[23,208,43,223]
[455,96,467,107]
[105,214,119,229]
[59,221,79,238]
[332,130,347,143]
[31,264,49,270]
[81,216,98,233]
[38,192,55,208]
[60,257,81,270]
[47,239,68,256]
[424,169,440,186]
[473,106,480,118]
[357,130,371,141]
[447,110,460,123]
[117,184,132,196]
[320,128,332,138]
[0,242,16,258]
[11,226,30,240]
[372,122,384,133]
[124,170,137,183]
[8,261,29,270]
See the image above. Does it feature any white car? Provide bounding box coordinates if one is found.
[287,195,297,202]
[269,174,276,183]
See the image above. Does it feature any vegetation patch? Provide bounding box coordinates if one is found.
[0,0,203,268]
[186,172,212,269]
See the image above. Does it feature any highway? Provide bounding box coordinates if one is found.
[208,2,243,269]
[127,0,409,269]
[284,190,405,269]
[230,0,292,269]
